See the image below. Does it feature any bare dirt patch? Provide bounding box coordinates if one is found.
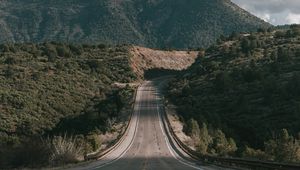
[129,46,198,78]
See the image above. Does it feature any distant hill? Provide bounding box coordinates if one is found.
[0,0,270,48]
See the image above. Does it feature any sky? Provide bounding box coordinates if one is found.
[231,0,300,25]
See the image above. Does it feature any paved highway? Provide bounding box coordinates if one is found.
[70,79,224,170]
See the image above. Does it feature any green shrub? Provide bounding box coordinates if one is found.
[86,133,102,152]
[4,57,17,65]
[56,45,71,58]
[242,146,269,160]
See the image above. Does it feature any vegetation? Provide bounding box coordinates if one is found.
[0,42,137,168]
[0,0,269,48]
[46,134,84,166]
[167,25,300,163]
[184,119,237,156]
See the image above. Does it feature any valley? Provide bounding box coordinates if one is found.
[0,0,299,169]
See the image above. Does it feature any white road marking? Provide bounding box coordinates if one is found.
[155,88,203,170]
[73,81,209,170]
[90,86,143,169]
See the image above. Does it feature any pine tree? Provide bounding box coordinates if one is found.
[197,123,212,154]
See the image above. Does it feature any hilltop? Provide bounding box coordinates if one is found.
[0,0,270,48]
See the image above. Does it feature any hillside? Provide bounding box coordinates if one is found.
[0,0,270,48]
[0,43,196,168]
[167,25,300,163]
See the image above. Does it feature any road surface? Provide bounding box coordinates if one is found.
[69,79,224,170]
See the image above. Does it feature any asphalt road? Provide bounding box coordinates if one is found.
[70,79,224,170]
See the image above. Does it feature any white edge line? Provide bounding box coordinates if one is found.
[90,86,143,170]
[155,88,203,170]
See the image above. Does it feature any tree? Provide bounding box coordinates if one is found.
[56,45,71,58]
[4,66,14,78]
[257,28,267,33]
[43,44,58,62]
[286,73,300,97]
[295,48,300,57]
[265,129,300,162]
[277,47,290,62]
[69,44,83,55]
[185,118,200,138]
[4,57,17,65]
[270,50,278,61]
[241,38,251,53]
[250,39,258,49]
[211,130,237,156]
[214,72,231,92]
[0,44,10,52]
[197,123,212,154]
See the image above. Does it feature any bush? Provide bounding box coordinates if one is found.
[243,146,269,160]
[56,45,71,58]
[11,139,50,168]
[4,66,15,78]
[4,57,17,65]
[69,44,83,55]
[43,44,58,62]
[46,134,84,166]
[275,30,286,38]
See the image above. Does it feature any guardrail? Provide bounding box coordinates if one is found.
[162,106,300,170]
[85,85,139,160]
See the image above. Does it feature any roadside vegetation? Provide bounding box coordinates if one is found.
[167,25,300,163]
[0,43,137,168]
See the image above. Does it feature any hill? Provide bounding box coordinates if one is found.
[0,0,270,48]
[167,25,300,162]
[0,43,197,168]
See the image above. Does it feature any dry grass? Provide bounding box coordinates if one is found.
[45,134,84,165]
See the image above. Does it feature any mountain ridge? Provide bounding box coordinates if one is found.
[0,0,270,48]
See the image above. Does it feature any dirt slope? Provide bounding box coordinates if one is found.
[129,46,198,78]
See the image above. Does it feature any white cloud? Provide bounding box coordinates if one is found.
[286,13,300,24]
[231,0,300,25]
[257,13,271,22]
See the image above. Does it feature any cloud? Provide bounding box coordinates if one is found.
[286,13,300,24]
[231,0,300,25]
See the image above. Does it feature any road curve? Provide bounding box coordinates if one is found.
[69,78,223,170]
